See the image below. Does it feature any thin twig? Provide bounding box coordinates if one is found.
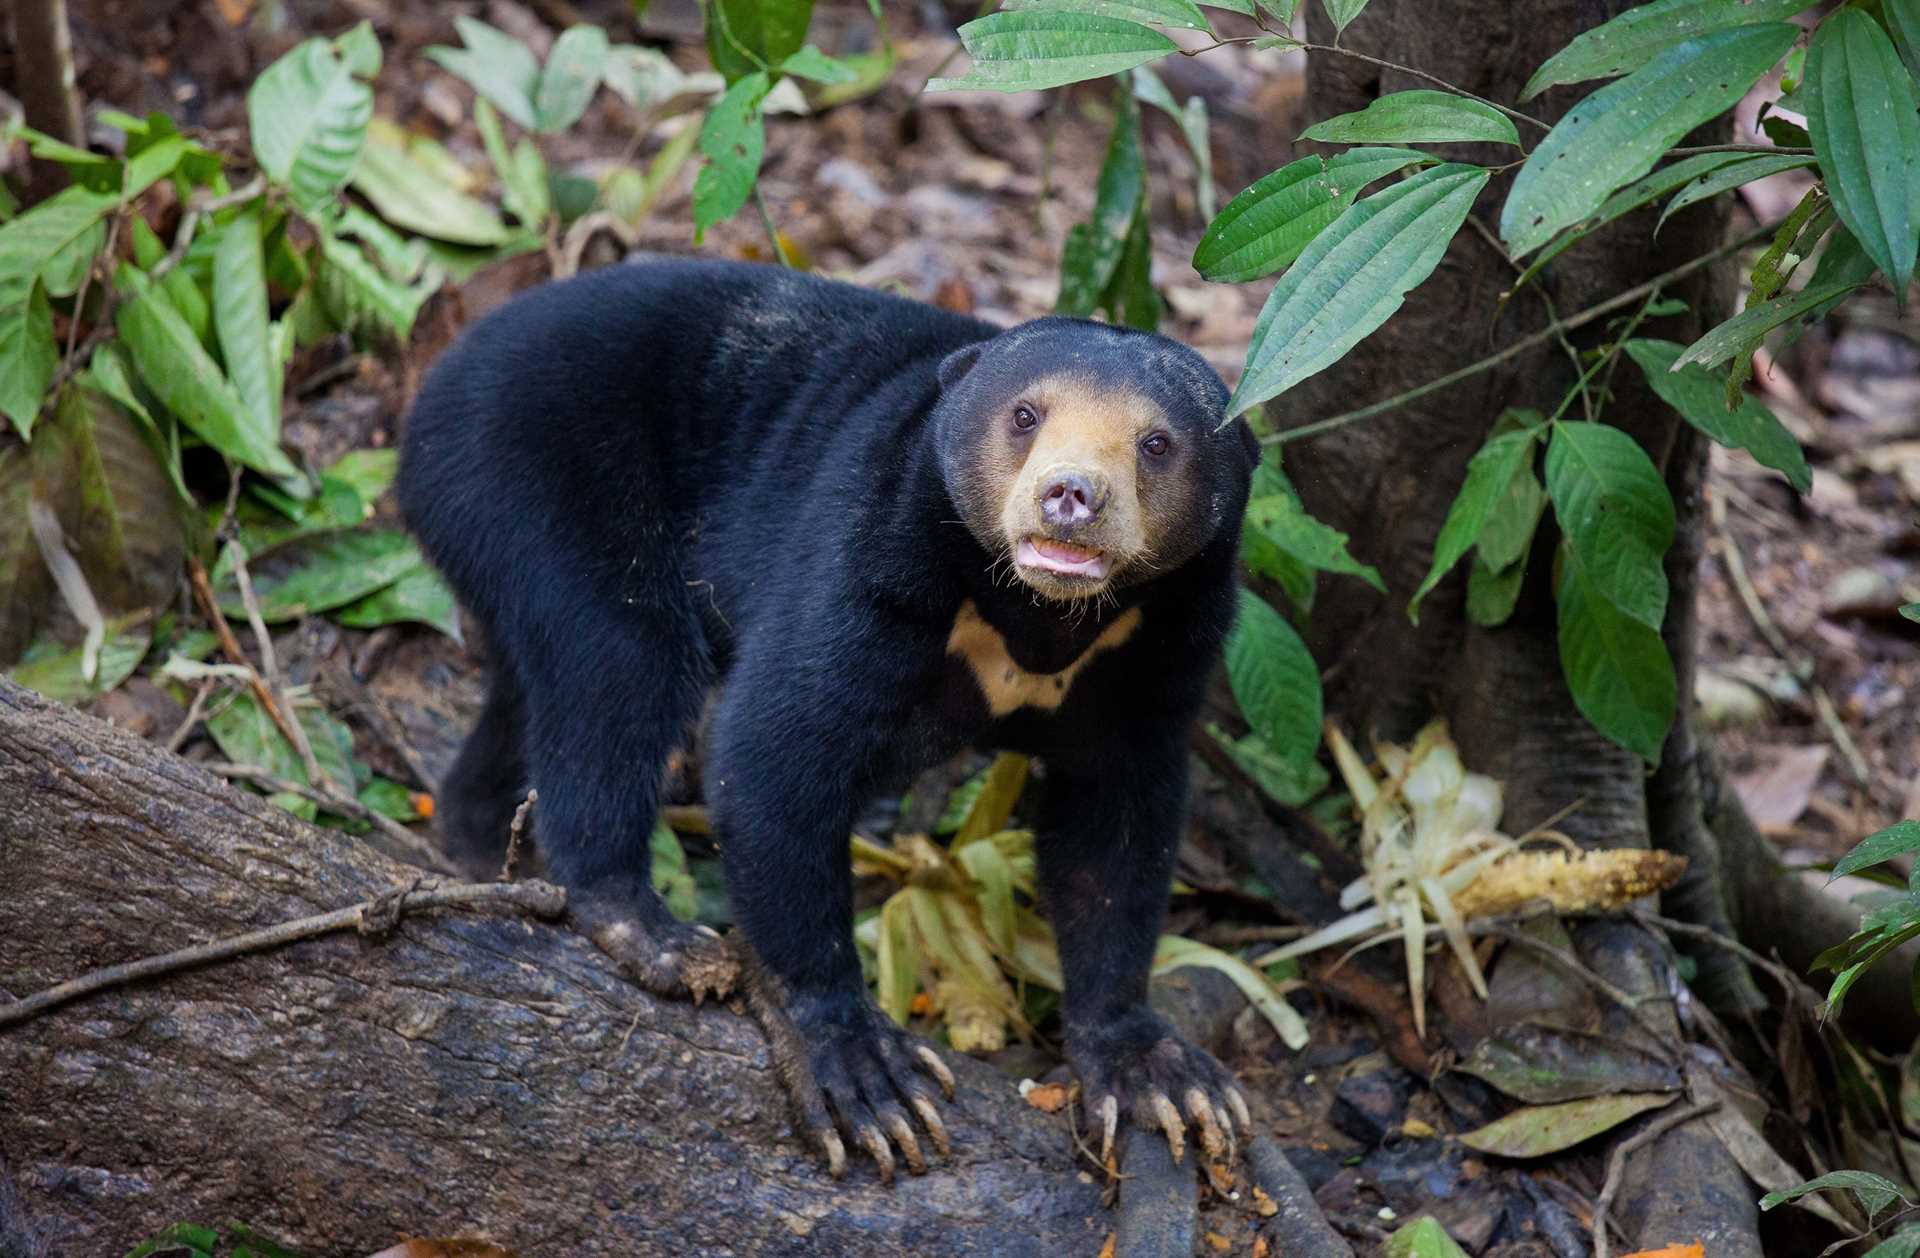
[1267,225,1770,446]
[502,789,539,881]
[1630,909,1814,1002]
[1709,492,1873,788]
[1593,1100,1720,1258]
[206,762,456,874]
[0,879,565,1030]
[224,538,327,789]
[1668,143,1815,157]
[187,555,303,752]
[752,185,785,265]
[164,679,217,754]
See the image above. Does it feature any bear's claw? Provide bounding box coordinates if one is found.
[1072,1007,1252,1170]
[574,893,740,1003]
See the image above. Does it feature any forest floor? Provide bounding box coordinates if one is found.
[18,0,1920,1253]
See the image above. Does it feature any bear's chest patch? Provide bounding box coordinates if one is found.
[945,600,1142,718]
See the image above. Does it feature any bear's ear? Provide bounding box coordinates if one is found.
[938,343,985,391]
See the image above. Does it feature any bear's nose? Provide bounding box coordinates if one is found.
[1039,470,1103,526]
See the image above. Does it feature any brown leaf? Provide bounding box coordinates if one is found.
[1202,1232,1231,1253]
[1023,1081,1070,1113]
[1097,1233,1117,1258]
[1458,1093,1676,1158]
[1731,744,1829,830]
[1249,1185,1279,1217]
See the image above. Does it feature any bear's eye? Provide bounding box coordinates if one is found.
[1012,404,1039,431]
[1141,432,1171,458]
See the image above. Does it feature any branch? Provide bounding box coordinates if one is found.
[1593,1100,1720,1258]
[0,879,567,1029]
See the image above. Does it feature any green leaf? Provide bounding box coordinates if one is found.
[1320,0,1371,38]
[216,529,423,622]
[425,17,541,130]
[208,689,357,790]
[1153,935,1309,1048]
[535,25,610,132]
[1832,821,1920,882]
[1244,492,1384,591]
[350,123,513,246]
[84,344,189,506]
[1409,427,1539,622]
[1654,152,1817,232]
[1133,67,1215,221]
[1301,90,1519,147]
[1459,1091,1676,1157]
[927,11,1178,93]
[1004,0,1210,29]
[0,184,118,295]
[1500,24,1799,257]
[1671,280,1865,371]
[1863,1226,1920,1258]
[1466,552,1526,627]
[115,263,299,480]
[1382,1217,1471,1258]
[1902,602,1920,624]
[779,45,860,83]
[8,618,151,704]
[1556,546,1676,764]
[127,1222,222,1258]
[1225,588,1323,781]
[1624,339,1809,491]
[1889,0,1920,83]
[35,383,183,612]
[1475,411,1548,569]
[213,207,281,445]
[1206,723,1329,806]
[650,820,699,921]
[476,99,551,226]
[1512,152,1757,291]
[0,276,55,440]
[314,231,440,341]
[248,27,377,213]
[1058,88,1145,315]
[692,71,771,241]
[358,776,422,821]
[1193,148,1427,283]
[707,0,814,83]
[128,217,211,347]
[1760,1170,1907,1220]
[1806,10,1920,297]
[1520,0,1811,100]
[1231,163,1487,416]
[1545,421,1673,630]
[334,560,461,639]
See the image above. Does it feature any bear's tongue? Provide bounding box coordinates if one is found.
[1019,535,1111,578]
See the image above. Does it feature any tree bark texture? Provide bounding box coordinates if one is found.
[0,681,1129,1256]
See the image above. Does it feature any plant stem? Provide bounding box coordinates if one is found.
[1668,143,1814,156]
[752,184,786,265]
[1265,225,1770,446]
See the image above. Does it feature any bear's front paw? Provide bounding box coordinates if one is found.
[747,981,956,1184]
[571,889,739,1004]
[1069,1007,1252,1168]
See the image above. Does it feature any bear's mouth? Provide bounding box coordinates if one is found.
[1017,535,1112,580]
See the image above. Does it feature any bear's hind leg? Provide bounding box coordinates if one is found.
[519,596,737,1004]
[438,658,530,879]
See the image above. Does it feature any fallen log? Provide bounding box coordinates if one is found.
[0,680,1133,1255]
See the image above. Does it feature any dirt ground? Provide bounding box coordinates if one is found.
[19,0,1920,1251]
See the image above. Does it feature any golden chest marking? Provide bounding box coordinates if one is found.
[946,600,1142,718]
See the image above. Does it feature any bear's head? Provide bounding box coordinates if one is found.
[934,318,1258,603]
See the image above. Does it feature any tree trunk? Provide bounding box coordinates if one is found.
[0,680,1140,1256]
[7,0,85,203]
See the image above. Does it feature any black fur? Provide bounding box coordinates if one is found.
[399,258,1258,1158]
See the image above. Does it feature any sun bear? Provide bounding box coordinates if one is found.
[398,257,1261,1180]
